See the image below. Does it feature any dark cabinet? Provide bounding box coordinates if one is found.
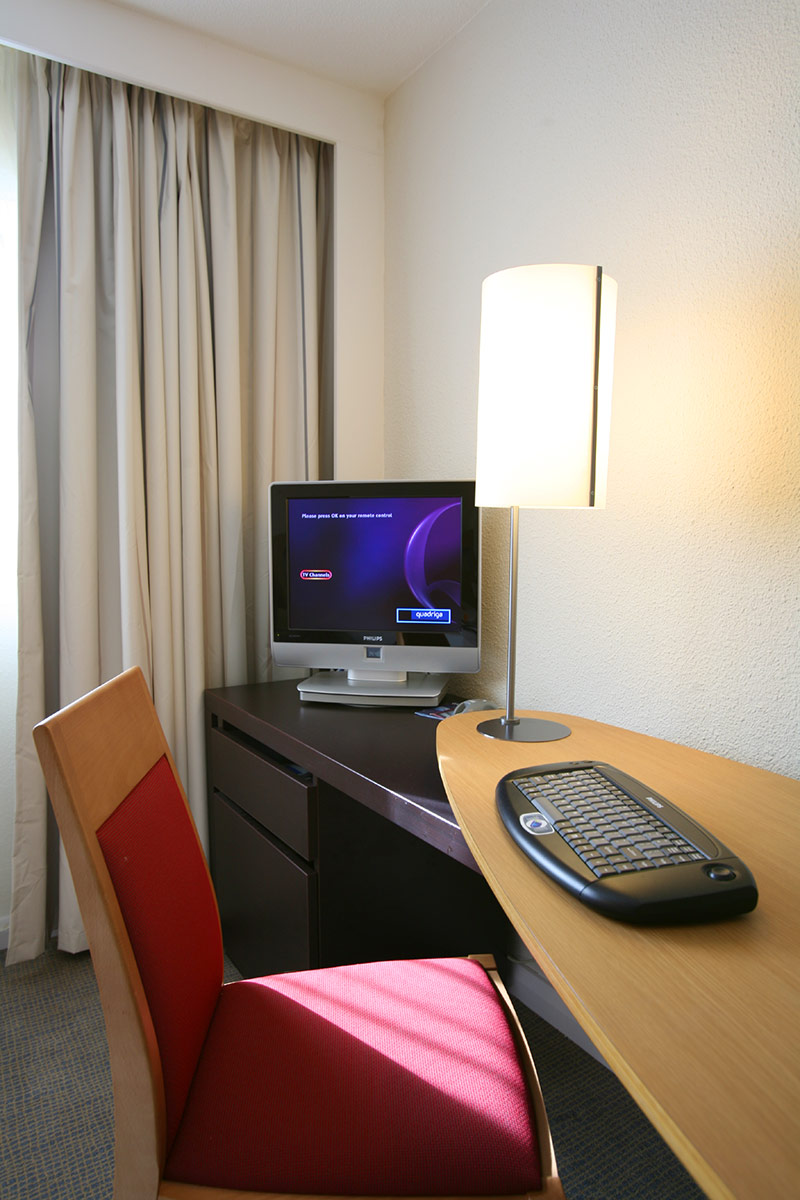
[205,682,510,979]
[209,789,318,977]
[207,719,319,978]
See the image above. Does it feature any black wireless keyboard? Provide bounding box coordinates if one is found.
[496,761,758,923]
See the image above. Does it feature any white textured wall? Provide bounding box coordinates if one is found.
[385,0,799,777]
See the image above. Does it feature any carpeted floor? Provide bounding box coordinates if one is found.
[1,945,706,1200]
[1,947,113,1199]
[515,1004,706,1199]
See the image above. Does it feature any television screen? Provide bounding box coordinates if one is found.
[270,480,480,705]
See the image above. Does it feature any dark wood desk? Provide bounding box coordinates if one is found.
[204,681,509,978]
[437,709,800,1200]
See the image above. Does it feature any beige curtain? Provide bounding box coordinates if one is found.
[7,53,333,963]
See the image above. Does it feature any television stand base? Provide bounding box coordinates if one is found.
[297,670,448,707]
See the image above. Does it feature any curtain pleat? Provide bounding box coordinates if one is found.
[7,53,333,963]
[111,80,152,681]
[207,109,247,686]
[12,56,53,963]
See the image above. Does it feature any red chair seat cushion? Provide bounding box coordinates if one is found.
[165,957,542,1195]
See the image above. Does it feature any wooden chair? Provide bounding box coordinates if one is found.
[34,666,565,1200]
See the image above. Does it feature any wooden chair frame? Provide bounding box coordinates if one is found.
[34,667,565,1200]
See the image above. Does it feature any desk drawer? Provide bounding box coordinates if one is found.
[210,789,318,977]
[208,725,316,860]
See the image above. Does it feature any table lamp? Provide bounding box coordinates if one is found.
[474,263,617,741]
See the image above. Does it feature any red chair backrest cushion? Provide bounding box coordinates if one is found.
[97,754,223,1147]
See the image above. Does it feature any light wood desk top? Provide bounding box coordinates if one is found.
[437,710,799,1200]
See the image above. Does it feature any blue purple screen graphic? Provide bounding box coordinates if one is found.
[287,497,463,633]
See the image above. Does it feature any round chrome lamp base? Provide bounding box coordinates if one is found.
[477,716,571,743]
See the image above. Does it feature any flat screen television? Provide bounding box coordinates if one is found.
[269,479,480,705]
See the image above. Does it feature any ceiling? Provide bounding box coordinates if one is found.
[107,0,492,96]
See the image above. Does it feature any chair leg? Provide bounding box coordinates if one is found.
[471,955,566,1200]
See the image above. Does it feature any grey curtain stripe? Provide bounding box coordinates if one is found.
[51,63,64,327]
[157,97,169,217]
[294,133,310,481]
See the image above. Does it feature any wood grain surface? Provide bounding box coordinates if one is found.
[437,710,800,1200]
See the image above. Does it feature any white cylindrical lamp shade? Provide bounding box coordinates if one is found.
[475,263,616,509]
